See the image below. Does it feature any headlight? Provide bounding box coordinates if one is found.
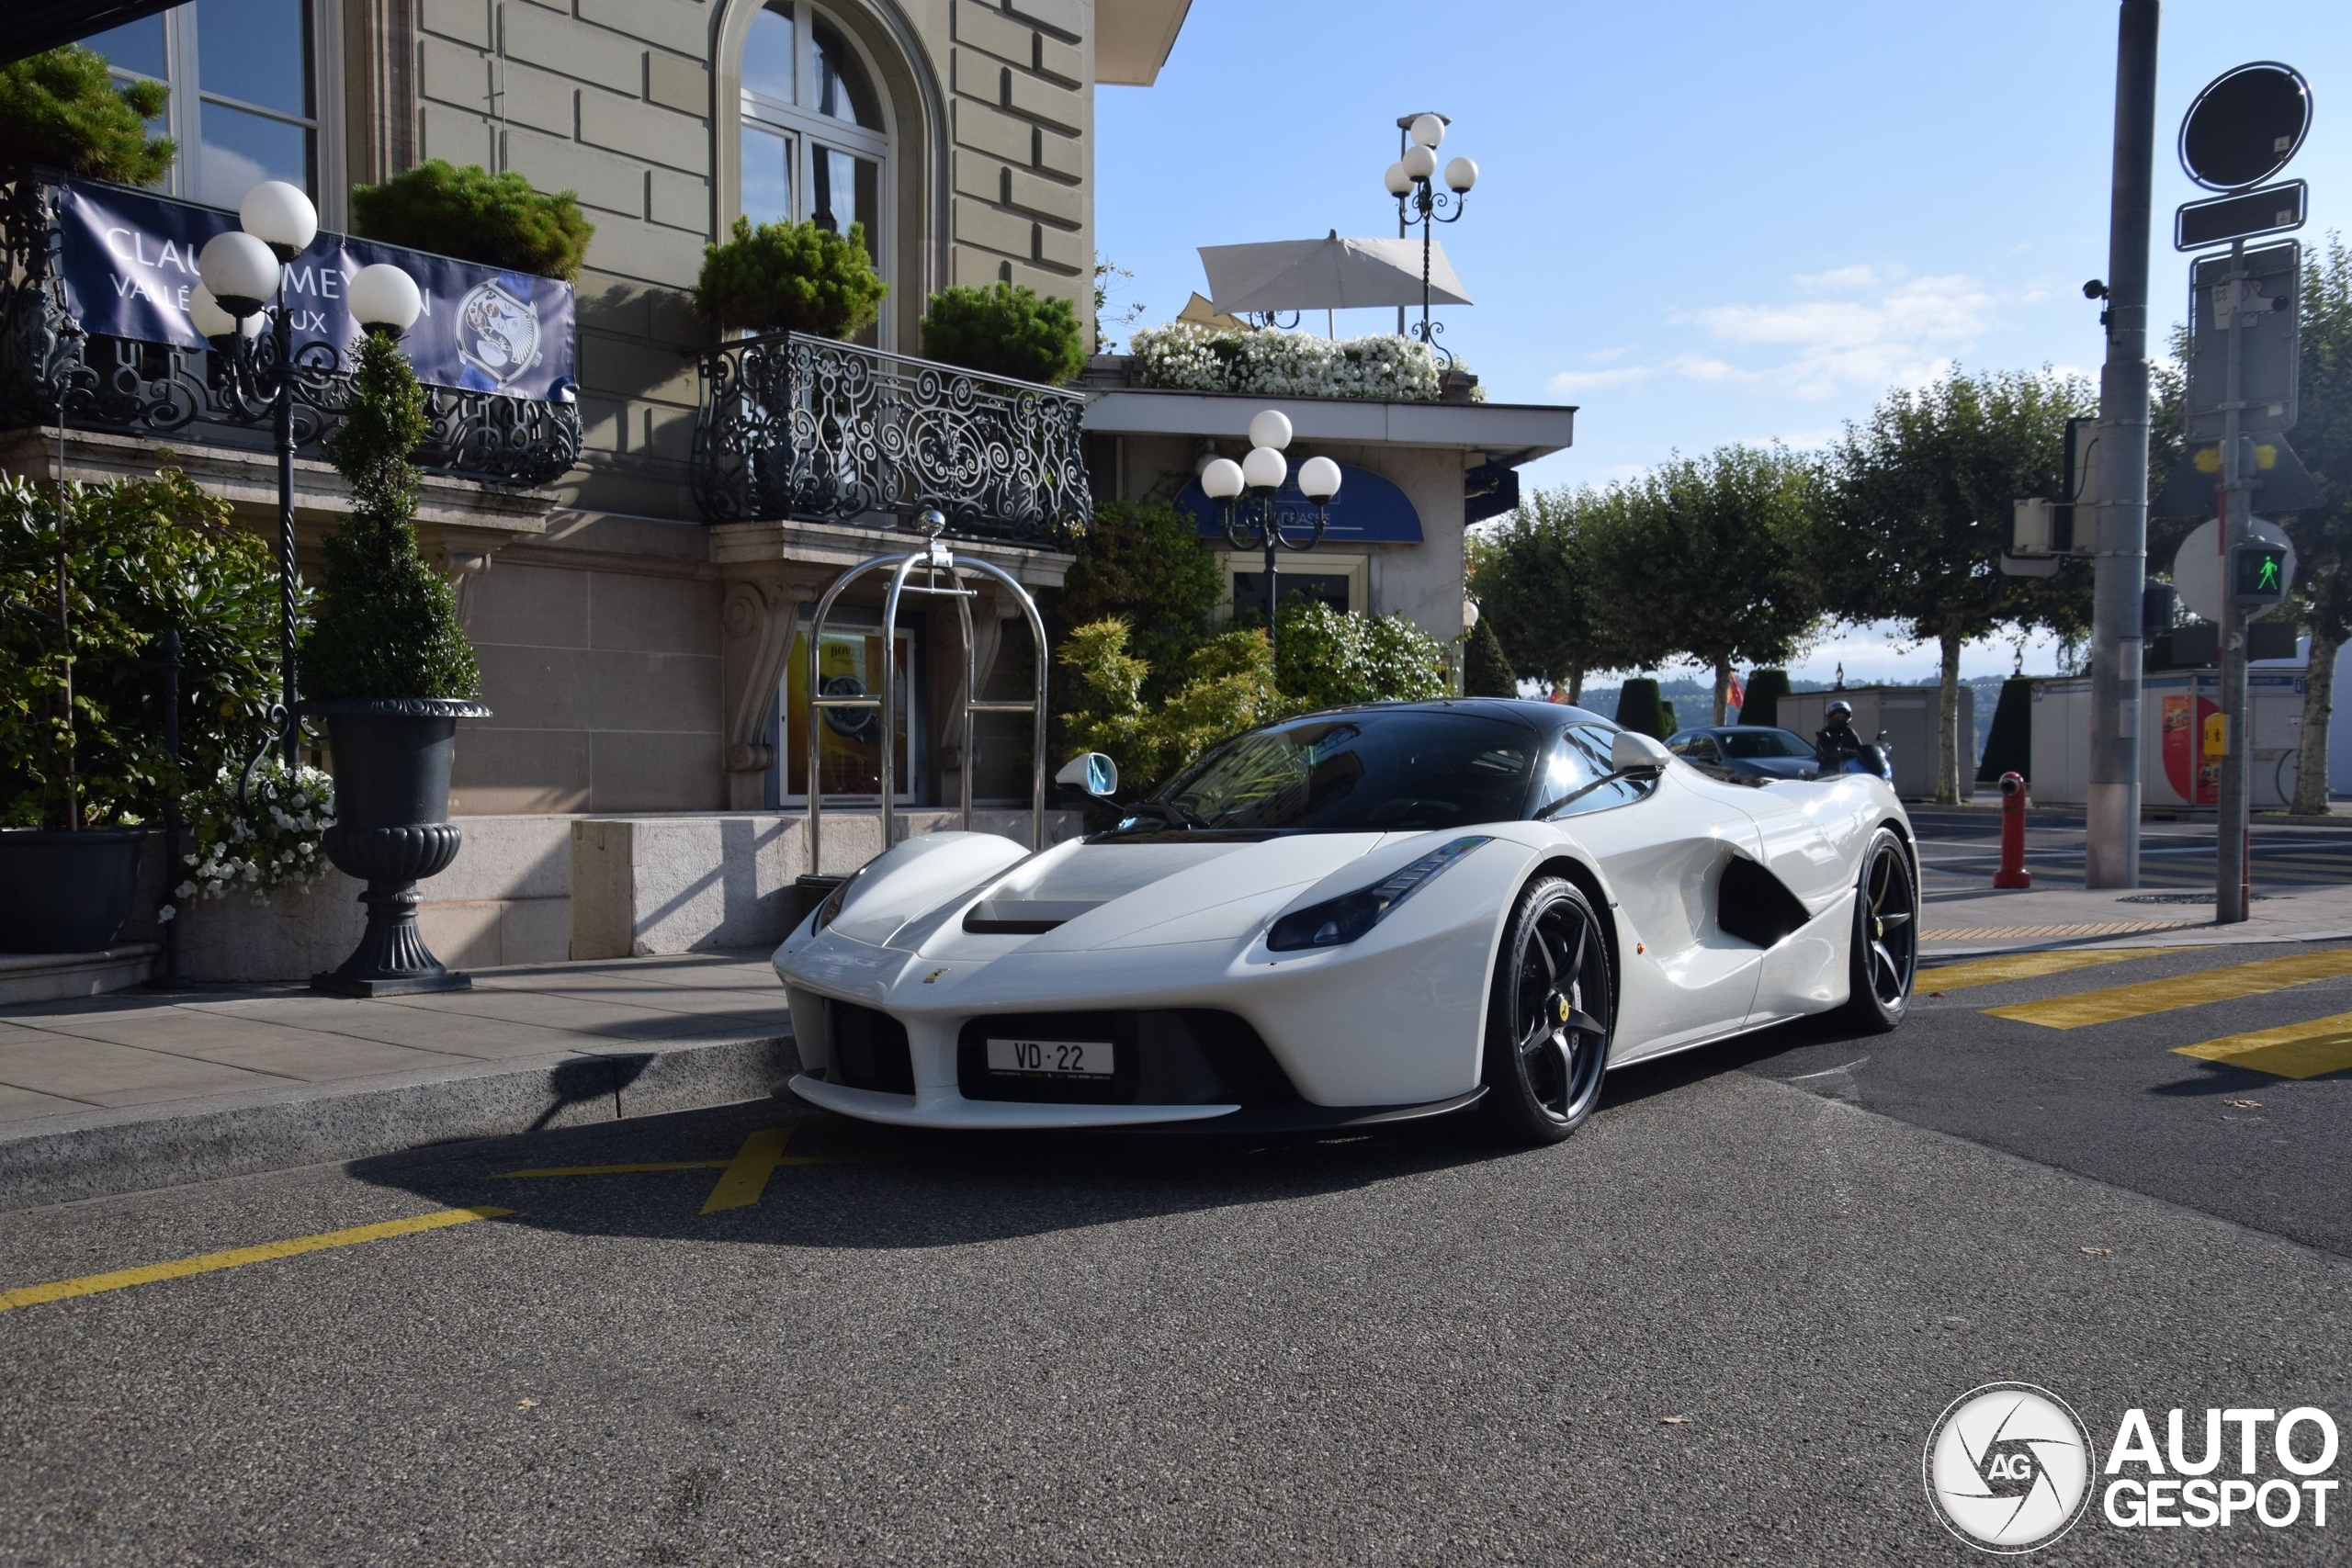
[1265,836,1491,953]
[810,862,877,933]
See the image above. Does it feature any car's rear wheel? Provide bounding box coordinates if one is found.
[1837,827,1917,1032]
[1480,876,1613,1145]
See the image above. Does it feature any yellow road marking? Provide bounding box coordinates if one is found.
[1920,948,2201,992]
[496,1160,731,1178]
[2175,1012,2352,1079]
[700,1127,789,1214]
[0,1205,513,1314]
[1986,947,2352,1030]
[492,1128,836,1214]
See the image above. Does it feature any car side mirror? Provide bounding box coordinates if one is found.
[1611,730,1673,773]
[1055,751,1119,798]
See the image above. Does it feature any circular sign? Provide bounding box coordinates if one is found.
[1923,1382,2097,1554]
[2180,62,2312,191]
[2171,514,2296,623]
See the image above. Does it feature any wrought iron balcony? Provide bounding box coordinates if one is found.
[690,332,1090,545]
[0,176,581,488]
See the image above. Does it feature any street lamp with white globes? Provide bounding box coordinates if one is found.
[1202,408,1342,677]
[195,179,421,769]
[1382,111,1476,364]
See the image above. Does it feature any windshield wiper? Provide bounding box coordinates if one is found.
[1110,800,1209,832]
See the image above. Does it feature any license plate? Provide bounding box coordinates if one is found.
[986,1037,1114,1077]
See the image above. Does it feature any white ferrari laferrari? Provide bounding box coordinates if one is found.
[772,699,1918,1144]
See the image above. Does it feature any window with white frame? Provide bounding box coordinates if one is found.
[1219,551,1368,625]
[84,0,335,217]
[738,4,891,292]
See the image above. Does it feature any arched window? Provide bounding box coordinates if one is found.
[738,4,890,299]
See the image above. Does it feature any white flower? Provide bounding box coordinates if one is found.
[157,905,176,922]
[175,880,198,898]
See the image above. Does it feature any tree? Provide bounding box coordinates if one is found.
[1469,486,1633,702]
[1056,499,1222,704]
[0,46,173,185]
[1815,367,2096,802]
[1587,445,1825,724]
[2286,235,2352,815]
[921,282,1086,386]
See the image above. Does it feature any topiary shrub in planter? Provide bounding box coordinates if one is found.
[1614,677,1669,739]
[349,160,594,281]
[920,282,1085,385]
[1740,668,1791,728]
[693,216,887,337]
[0,45,174,184]
[300,330,490,996]
[0,469,280,952]
[1464,619,1518,698]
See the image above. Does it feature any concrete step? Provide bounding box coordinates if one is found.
[0,945,158,1006]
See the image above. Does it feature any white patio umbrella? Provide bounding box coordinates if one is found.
[1199,231,1471,335]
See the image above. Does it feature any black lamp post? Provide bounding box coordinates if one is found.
[1201,409,1341,677]
[193,183,424,772]
[1383,113,1478,365]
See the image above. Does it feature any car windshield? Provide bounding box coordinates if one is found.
[1153,710,1539,832]
[1718,728,1815,759]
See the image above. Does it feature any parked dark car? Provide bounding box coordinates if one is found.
[1665,725,1820,782]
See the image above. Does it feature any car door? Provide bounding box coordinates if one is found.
[1729,776,1875,1025]
[1541,726,1767,1058]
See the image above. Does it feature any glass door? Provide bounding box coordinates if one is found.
[781,615,920,804]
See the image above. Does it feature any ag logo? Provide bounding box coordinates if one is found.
[1923,1382,2097,1553]
[456,276,543,389]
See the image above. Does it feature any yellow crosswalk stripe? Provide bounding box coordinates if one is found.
[0,1205,513,1313]
[2174,1012,2352,1079]
[1919,948,2198,992]
[1986,947,2352,1029]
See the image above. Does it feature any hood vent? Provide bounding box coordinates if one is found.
[963,899,1105,935]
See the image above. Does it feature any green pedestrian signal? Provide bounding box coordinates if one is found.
[2233,543,2290,602]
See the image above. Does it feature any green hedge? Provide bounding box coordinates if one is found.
[1740,668,1791,728]
[693,216,887,337]
[1464,619,1517,697]
[351,161,594,281]
[920,282,1085,385]
[1614,677,1672,739]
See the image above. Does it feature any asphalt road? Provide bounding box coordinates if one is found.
[1,946,2347,1564]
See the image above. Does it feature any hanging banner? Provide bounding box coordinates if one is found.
[53,178,576,402]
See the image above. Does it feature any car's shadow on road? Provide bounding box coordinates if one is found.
[350,1028,1817,1250]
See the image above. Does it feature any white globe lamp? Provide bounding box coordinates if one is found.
[1383,161,1413,197]
[188,285,262,344]
[1240,446,1287,492]
[1445,156,1479,193]
[349,263,424,336]
[1200,457,1245,502]
[238,180,317,260]
[196,230,281,319]
[1401,144,1437,183]
[1409,113,1445,150]
[1247,409,1293,451]
[1297,456,1342,502]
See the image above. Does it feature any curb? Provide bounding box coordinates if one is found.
[0,1033,801,1213]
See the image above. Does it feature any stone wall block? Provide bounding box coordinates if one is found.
[419,101,495,168]
[503,4,644,95]
[503,125,645,215]
[1003,68,1082,134]
[580,211,708,288]
[953,0,1036,65]
[420,0,492,49]
[648,167,710,233]
[644,51,711,116]
[1004,0,1083,40]
[953,193,1033,259]
[419,36,492,112]
[578,88,710,174]
[1034,124,1081,179]
[499,61,580,137]
[952,97,1034,164]
[1005,165,1080,224]
[576,0,710,56]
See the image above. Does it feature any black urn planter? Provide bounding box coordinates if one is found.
[0,828,144,953]
[304,698,492,997]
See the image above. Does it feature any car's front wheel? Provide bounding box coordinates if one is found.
[1479,876,1613,1145]
[1837,826,1917,1032]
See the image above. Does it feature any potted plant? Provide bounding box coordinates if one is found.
[692,216,888,337]
[349,160,594,281]
[0,44,175,185]
[0,470,279,953]
[919,282,1085,385]
[300,327,490,996]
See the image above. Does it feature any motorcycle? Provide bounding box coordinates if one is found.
[1834,730,1894,784]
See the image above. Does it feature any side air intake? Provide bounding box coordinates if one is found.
[1717,855,1815,948]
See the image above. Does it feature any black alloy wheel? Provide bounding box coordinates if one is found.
[1481,876,1614,1144]
[1838,827,1917,1032]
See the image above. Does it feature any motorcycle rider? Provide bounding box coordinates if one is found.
[1814,700,1866,771]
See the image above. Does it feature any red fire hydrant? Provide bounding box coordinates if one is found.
[1994,771,2031,888]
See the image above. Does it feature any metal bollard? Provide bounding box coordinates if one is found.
[1994,771,2031,889]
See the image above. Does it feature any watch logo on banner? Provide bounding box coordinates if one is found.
[1926,1384,2341,1552]
[456,276,543,390]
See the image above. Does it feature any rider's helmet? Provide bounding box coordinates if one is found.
[1825,699,1854,724]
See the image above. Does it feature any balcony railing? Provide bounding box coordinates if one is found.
[690,332,1090,546]
[0,176,580,488]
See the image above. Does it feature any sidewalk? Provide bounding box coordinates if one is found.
[1922,880,2352,956]
[0,952,796,1211]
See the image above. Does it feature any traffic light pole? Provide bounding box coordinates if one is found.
[2086,0,2160,890]
[2215,236,2253,922]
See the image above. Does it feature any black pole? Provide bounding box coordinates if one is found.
[274,282,297,770]
[157,628,186,989]
[1263,512,1280,681]
[1419,185,1432,347]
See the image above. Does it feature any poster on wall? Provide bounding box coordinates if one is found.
[54,178,577,402]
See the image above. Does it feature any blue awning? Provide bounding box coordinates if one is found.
[1176,462,1422,544]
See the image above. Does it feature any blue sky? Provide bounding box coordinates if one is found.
[1094,0,2352,683]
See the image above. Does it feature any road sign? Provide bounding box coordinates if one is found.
[2185,240,2300,442]
[2176,180,2306,251]
[2178,62,2312,190]
[2171,515,2296,623]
